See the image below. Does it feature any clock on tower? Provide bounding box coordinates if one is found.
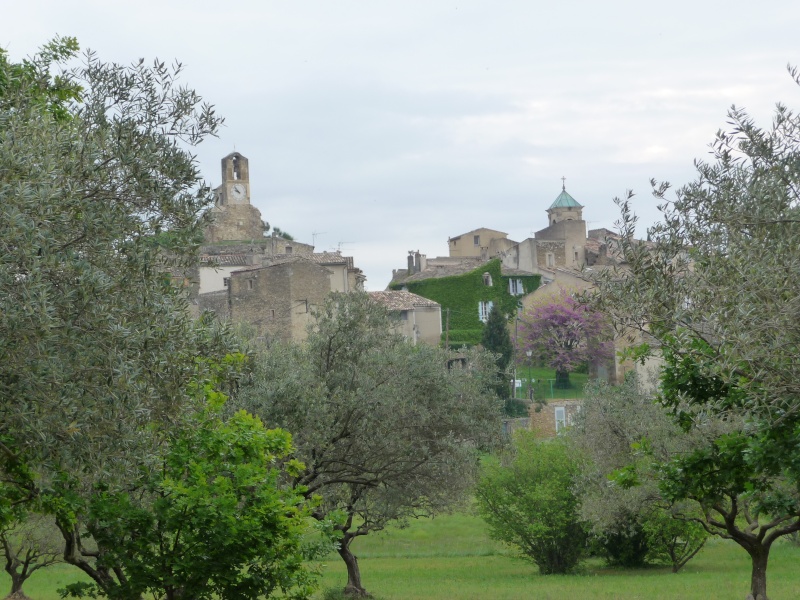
[221,152,250,205]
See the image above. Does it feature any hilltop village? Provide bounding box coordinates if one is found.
[196,152,639,404]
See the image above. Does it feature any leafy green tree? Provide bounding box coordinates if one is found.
[0,513,62,597]
[235,292,502,597]
[475,432,585,574]
[590,69,800,599]
[570,377,707,572]
[0,36,82,120]
[642,508,707,573]
[0,39,225,516]
[56,376,325,600]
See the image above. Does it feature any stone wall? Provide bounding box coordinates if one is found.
[227,260,332,343]
[535,240,566,269]
[529,399,582,438]
[204,204,266,243]
[196,289,229,320]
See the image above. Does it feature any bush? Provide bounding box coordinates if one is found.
[591,518,650,568]
[503,398,529,417]
[475,432,585,574]
[642,508,707,573]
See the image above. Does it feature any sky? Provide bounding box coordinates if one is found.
[4,1,800,289]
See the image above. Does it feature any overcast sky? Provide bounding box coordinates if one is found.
[4,1,800,288]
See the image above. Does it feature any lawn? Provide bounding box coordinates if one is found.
[514,366,589,401]
[5,511,800,599]
[315,511,800,600]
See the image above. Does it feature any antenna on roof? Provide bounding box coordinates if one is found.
[337,242,352,252]
[312,231,326,247]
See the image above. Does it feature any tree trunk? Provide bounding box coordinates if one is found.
[555,369,571,389]
[3,554,25,595]
[338,537,369,597]
[746,545,769,600]
[8,571,24,594]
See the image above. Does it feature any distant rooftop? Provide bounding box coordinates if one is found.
[548,187,582,210]
[369,290,440,311]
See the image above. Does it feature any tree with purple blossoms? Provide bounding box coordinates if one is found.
[518,288,612,389]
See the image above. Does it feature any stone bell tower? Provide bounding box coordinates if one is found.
[218,153,251,206]
[204,152,266,242]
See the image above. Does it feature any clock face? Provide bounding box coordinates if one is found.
[231,183,246,200]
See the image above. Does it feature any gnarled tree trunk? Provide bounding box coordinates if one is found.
[338,534,369,597]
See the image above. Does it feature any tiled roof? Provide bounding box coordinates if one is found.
[584,238,603,253]
[369,291,440,310]
[449,227,508,241]
[199,254,250,266]
[310,252,348,265]
[393,259,487,283]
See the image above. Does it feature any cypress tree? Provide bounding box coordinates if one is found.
[481,305,513,401]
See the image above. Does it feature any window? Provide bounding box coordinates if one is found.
[478,300,494,323]
[473,235,480,246]
[285,245,293,254]
[574,251,579,262]
[482,272,493,286]
[400,310,408,321]
[223,277,230,288]
[247,279,254,290]
[508,278,523,295]
[555,406,566,432]
[546,252,555,268]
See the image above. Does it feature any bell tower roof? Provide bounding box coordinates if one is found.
[221,152,249,183]
[548,188,582,210]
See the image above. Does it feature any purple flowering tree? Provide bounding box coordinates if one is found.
[518,288,612,389]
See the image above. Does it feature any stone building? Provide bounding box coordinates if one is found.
[393,184,612,292]
[368,291,442,346]
[193,152,365,342]
[529,399,582,438]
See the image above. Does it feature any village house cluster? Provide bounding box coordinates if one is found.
[195,153,650,435]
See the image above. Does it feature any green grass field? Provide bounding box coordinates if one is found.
[515,367,588,401]
[4,510,800,599]
[314,511,800,600]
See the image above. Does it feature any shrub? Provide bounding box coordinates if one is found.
[475,432,585,574]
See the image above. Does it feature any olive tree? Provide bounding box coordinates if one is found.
[569,377,707,572]
[590,68,800,599]
[0,39,225,513]
[0,513,62,598]
[235,292,502,597]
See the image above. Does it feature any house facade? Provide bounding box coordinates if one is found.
[368,290,442,346]
[389,257,541,348]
